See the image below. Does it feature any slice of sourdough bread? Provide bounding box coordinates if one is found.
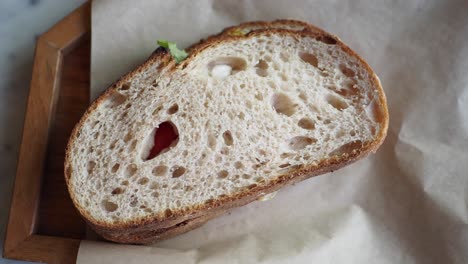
[65,20,388,244]
[91,20,332,244]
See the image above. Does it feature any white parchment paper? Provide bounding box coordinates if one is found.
[82,0,468,263]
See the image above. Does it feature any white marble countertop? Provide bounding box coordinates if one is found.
[0,1,86,263]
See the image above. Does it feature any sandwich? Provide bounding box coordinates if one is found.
[65,20,388,244]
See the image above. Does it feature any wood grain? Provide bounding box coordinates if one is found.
[36,36,90,239]
[4,2,90,263]
[4,27,63,256]
[5,235,80,264]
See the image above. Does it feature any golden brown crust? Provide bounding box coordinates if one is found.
[64,20,389,243]
[98,210,226,244]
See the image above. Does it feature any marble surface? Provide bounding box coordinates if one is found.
[0,1,86,263]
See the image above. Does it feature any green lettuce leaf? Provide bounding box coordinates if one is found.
[157,40,188,64]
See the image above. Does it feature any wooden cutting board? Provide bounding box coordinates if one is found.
[4,2,91,263]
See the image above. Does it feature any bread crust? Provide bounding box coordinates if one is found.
[98,211,226,244]
[65,20,388,243]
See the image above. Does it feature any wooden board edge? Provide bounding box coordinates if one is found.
[4,32,62,256]
[3,235,80,264]
[3,1,91,261]
[42,1,91,53]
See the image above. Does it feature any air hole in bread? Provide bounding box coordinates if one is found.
[234,161,244,169]
[121,180,129,186]
[172,166,186,178]
[109,140,118,150]
[298,118,315,130]
[130,196,138,207]
[320,71,329,77]
[149,182,159,189]
[111,163,120,173]
[350,130,357,137]
[184,185,194,192]
[129,140,137,151]
[152,105,163,116]
[255,59,269,77]
[167,103,179,114]
[278,163,291,168]
[218,170,229,179]
[248,184,258,189]
[365,99,383,124]
[124,164,138,177]
[152,191,160,198]
[152,165,168,176]
[172,182,182,190]
[272,93,296,116]
[316,35,337,45]
[338,80,359,97]
[326,84,338,92]
[329,140,363,156]
[246,100,253,109]
[138,177,149,185]
[273,63,280,71]
[111,187,124,195]
[238,112,245,120]
[339,64,355,77]
[264,55,272,62]
[87,161,96,175]
[205,198,214,205]
[326,94,348,111]
[255,93,264,101]
[289,136,317,150]
[280,153,293,159]
[207,134,217,150]
[242,174,251,179]
[336,129,346,138]
[267,80,277,89]
[123,132,133,143]
[222,130,234,146]
[298,91,308,102]
[143,121,179,161]
[120,82,130,91]
[258,149,267,156]
[208,57,247,77]
[252,163,262,169]
[164,208,173,217]
[255,177,265,183]
[299,52,319,68]
[220,147,229,155]
[106,91,127,108]
[102,200,118,212]
[280,51,289,62]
